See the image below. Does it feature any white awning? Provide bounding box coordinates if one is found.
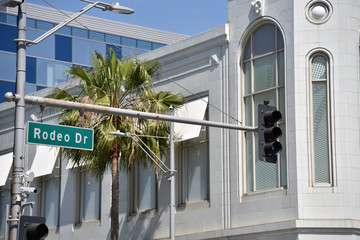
[30,145,59,177]
[0,152,13,187]
[66,160,85,169]
[174,97,208,142]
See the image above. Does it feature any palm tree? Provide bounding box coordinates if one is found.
[50,49,184,240]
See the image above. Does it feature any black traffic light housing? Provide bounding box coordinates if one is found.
[258,104,282,163]
[19,216,48,240]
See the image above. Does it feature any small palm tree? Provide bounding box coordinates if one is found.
[50,49,184,240]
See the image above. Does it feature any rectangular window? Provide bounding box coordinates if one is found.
[310,54,332,185]
[37,33,55,59]
[153,43,166,50]
[0,24,17,53]
[0,81,15,104]
[0,13,17,25]
[26,57,37,84]
[131,162,156,213]
[72,38,90,66]
[0,52,16,81]
[57,26,72,36]
[106,45,122,59]
[54,62,71,85]
[76,169,101,223]
[40,157,60,228]
[37,20,54,31]
[177,102,209,204]
[72,27,89,39]
[138,40,152,51]
[55,35,72,62]
[122,37,137,48]
[0,180,11,238]
[89,31,105,42]
[37,59,54,86]
[105,34,121,45]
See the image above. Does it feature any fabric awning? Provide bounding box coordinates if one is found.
[30,145,59,177]
[0,152,13,187]
[174,97,208,142]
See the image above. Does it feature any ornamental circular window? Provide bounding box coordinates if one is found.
[306,0,332,24]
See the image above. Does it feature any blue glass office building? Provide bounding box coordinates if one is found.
[0,3,188,103]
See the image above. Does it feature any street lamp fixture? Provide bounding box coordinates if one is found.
[81,0,134,14]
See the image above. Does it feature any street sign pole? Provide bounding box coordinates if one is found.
[9,1,27,239]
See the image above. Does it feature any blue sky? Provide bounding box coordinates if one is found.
[28,0,228,36]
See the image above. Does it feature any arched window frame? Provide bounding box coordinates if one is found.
[241,22,287,193]
[309,52,333,186]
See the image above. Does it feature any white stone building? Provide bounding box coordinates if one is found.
[1,0,360,239]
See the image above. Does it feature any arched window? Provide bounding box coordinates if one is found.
[242,23,286,192]
[310,53,332,185]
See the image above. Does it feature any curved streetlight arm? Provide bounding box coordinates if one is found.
[26,1,133,46]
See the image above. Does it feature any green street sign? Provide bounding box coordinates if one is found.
[27,122,94,151]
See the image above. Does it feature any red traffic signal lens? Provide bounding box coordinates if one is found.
[263,110,282,125]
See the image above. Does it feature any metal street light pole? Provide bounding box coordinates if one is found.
[2,1,133,239]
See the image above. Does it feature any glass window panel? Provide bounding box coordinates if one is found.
[254,54,276,92]
[256,160,278,190]
[89,41,106,64]
[245,132,254,192]
[44,178,59,228]
[55,35,72,62]
[26,84,37,95]
[0,24,17,52]
[244,61,252,94]
[0,52,16,81]
[89,31,105,42]
[37,34,55,59]
[153,43,166,50]
[138,163,156,211]
[277,28,284,50]
[26,56,37,84]
[278,51,285,86]
[105,34,121,45]
[26,29,38,56]
[187,142,208,202]
[312,56,327,79]
[37,21,54,31]
[138,40,152,50]
[0,81,15,104]
[244,39,251,60]
[106,45,122,59]
[0,189,11,238]
[253,24,275,57]
[37,86,45,91]
[279,87,286,122]
[72,38,90,65]
[312,82,330,183]
[279,124,287,187]
[27,18,36,29]
[57,26,72,36]
[122,47,137,58]
[83,171,100,221]
[37,59,54,86]
[122,37,137,48]
[55,62,71,85]
[254,90,276,126]
[72,28,88,39]
[244,96,252,126]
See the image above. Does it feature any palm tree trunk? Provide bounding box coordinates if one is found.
[110,154,120,240]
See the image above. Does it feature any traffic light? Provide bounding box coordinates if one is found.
[257,104,282,163]
[18,216,48,240]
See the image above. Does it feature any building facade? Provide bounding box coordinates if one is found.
[0,3,188,104]
[1,0,360,239]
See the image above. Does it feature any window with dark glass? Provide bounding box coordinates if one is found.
[0,24,17,52]
[55,35,72,62]
[26,57,37,84]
